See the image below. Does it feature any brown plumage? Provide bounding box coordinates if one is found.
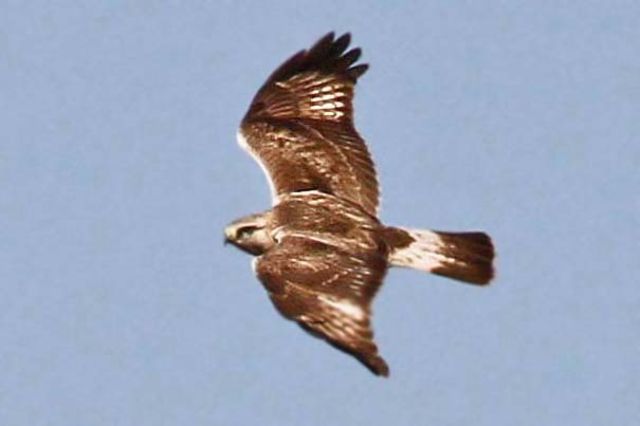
[225,33,496,377]
[239,32,378,215]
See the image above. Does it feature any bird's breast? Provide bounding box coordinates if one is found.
[270,192,384,253]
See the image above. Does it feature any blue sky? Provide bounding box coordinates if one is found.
[1,1,638,425]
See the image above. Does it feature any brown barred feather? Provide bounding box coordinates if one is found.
[240,32,379,215]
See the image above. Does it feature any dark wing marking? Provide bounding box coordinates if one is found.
[239,32,379,215]
[255,235,389,376]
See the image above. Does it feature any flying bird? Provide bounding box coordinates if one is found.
[224,32,495,376]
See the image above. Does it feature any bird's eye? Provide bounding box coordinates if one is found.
[237,226,257,239]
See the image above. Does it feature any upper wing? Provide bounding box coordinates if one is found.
[239,32,379,216]
[255,235,389,376]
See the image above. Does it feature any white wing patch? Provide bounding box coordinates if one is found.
[237,130,278,205]
[299,80,349,120]
[318,295,366,321]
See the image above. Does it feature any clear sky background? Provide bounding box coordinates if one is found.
[1,1,638,425]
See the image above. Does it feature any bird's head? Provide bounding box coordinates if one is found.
[224,212,275,256]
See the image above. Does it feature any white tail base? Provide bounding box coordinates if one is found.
[389,229,459,272]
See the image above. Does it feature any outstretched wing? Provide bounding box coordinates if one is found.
[255,235,389,376]
[238,32,379,216]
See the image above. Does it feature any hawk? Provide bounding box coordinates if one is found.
[224,33,495,376]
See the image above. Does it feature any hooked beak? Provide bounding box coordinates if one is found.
[223,227,234,246]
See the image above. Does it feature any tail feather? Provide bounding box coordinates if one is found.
[385,227,495,285]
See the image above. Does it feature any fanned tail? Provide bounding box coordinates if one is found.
[384,227,495,285]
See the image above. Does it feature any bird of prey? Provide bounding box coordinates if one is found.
[224,32,495,377]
